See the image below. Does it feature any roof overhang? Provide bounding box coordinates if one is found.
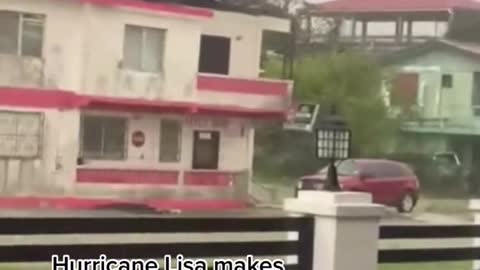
[0,87,288,120]
[304,10,450,21]
[79,0,214,19]
[380,39,480,66]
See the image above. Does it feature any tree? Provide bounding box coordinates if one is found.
[254,51,401,182]
[293,52,400,155]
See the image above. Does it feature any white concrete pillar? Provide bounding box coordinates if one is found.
[469,199,480,270]
[284,191,385,270]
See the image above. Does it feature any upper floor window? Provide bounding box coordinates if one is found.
[441,74,453,88]
[198,35,230,75]
[0,11,44,58]
[260,30,291,78]
[80,115,127,160]
[123,25,166,73]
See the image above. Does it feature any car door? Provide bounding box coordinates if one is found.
[360,162,391,204]
[385,163,415,204]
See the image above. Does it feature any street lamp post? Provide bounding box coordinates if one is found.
[315,107,352,191]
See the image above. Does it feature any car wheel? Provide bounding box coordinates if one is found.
[397,192,417,213]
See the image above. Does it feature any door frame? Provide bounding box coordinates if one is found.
[192,130,220,170]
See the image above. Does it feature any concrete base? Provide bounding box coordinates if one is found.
[284,190,385,217]
[469,199,480,270]
[284,190,385,270]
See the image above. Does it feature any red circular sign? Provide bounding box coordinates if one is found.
[131,131,145,147]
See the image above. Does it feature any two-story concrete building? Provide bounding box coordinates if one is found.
[0,0,293,210]
[381,39,480,173]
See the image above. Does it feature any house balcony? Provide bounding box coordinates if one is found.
[0,54,44,88]
[195,73,293,119]
[402,117,480,135]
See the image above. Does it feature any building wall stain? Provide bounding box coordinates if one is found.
[0,54,44,88]
[114,68,165,99]
[146,73,164,98]
[184,75,196,98]
[95,75,108,92]
[45,44,64,88]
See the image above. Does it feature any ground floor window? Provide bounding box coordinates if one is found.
[80,115,127,160]
[159,119,182,162]
[192,130,220,170]
[0,111,42,157]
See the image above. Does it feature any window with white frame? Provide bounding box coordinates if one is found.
[123,25,166,73]
[80,115,127,160]
[0,11,44,57]
[0,111,43,158]
[159,119,182,162]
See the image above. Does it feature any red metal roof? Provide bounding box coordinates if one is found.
[311,0,480,14]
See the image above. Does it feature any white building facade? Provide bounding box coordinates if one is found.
[0,0,293,204]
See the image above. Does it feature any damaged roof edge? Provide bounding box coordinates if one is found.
[143,0,291,18]
[379,39,480,66]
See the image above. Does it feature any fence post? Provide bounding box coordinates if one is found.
[470,199,480,270]
[284,190,385,270]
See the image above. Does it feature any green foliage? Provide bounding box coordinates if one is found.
[254,51,402,182]
[260,55,284,79]
[293,52,400,155]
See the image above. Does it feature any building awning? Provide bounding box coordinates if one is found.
[84,95,287,119]
[83,94,196,114]
[0,87,288,120]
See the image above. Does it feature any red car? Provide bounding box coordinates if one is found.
[295,159,420,213]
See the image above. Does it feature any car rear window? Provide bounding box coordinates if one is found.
[336,160,359,176]
[317,160,358,176]
[362,161,414,178]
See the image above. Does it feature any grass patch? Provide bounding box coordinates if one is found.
[379,261,471,270]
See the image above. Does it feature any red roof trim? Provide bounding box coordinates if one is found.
[197,74,290,96]
[0,87,88,109]
[0,87,287,120]
[83,94,197,113]
[196,104,288,119]
[80,0,213,19]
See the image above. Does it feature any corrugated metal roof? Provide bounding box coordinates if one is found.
[440,39,480,54]
[310,0,480,14]
[380,39,480,65]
